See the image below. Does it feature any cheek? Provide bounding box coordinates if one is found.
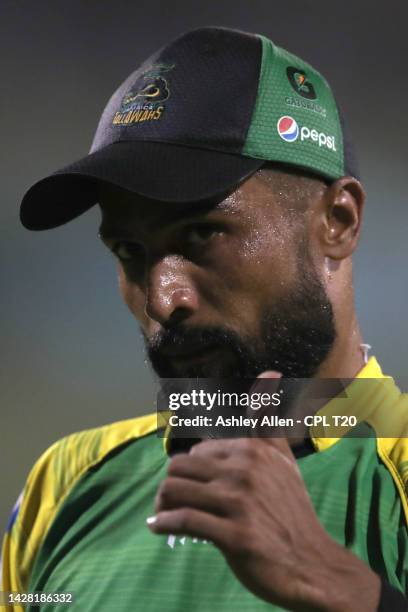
[206,228,299,334]
[242,223,285,259]
[233,222,299,291]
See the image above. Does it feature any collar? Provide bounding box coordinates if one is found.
[310,356,394,452]
[163,356,397,456]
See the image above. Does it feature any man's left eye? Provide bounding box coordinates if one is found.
[184,224,220,247]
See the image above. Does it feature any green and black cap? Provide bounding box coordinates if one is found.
[20,26,359,230]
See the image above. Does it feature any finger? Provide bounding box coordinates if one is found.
[189,438,232,459]
[264,437,298,468]
[190,437,264,460]
[249,371,282,397]
[167,454,221,482]
[155,476,227,516]
[147,508,233,550]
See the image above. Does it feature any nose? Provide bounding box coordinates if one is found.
[144,254,199,326]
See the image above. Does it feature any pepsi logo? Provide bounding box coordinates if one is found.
[277,116,299,142]
[277,116,337,151]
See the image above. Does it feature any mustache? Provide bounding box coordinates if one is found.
[146,325,247,358]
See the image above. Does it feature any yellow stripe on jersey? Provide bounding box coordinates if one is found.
[311,357,408,524]
[1,413,157,610]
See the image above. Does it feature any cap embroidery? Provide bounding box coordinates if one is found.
[112,63,174,126]
[286,66,317,100]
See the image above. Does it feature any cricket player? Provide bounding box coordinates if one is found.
[2,27,408,611]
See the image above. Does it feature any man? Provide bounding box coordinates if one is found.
[2,26,408,611]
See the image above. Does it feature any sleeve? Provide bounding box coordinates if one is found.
[1,492,25,607]
[378,577,408,611]
[0,440,62,611]
[0,414,161,610]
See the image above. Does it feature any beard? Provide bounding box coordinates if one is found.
[145,242,336,380]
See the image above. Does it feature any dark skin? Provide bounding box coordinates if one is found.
[98,169,380,611]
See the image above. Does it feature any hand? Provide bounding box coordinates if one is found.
[148,372,381,611]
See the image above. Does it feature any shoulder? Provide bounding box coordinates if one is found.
[25,412,159,509]
[370,389,408,523]
[1,413,158,593]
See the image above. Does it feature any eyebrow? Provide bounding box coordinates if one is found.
[99,195,237,241]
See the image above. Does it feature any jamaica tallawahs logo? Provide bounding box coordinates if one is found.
[286,67,317,100]
[112,63,174,126]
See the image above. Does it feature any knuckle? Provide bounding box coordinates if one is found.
[226,526,253,556]
[238,438,253,452]
[237,439,258,461]
[167,456,184,475]
[175,508,191,531]
[158,478,175,504]
[221,488,251,518]
[223,491,242,513]
[190,440,210,455]
[189,441,203,456]
[229,466,252,488]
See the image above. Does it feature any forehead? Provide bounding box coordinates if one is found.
[98,173,272,234]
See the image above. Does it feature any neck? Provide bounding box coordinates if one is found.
[286,311,366,449]
[317,309,366,378]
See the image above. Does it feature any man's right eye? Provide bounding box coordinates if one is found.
[112,241,144,262]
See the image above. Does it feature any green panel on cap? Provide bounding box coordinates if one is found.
[242,35,345,180]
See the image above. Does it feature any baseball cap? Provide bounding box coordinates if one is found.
[20,26,359,230]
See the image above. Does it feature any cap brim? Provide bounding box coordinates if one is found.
[20,141,265,230]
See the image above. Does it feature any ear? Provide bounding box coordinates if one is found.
[319,177,365,260]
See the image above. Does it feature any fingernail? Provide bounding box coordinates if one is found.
[257,371,282,379]
[146,515,157,525]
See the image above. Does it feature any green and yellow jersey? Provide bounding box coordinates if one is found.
[2,357,408,611]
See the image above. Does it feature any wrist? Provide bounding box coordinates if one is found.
[293,537,381,612]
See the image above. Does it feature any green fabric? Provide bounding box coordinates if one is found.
[243,36,344,180]
[28,424,408,611]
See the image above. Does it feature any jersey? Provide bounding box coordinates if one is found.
[2,357,408,611]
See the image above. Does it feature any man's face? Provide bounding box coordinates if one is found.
[98,172,335,379]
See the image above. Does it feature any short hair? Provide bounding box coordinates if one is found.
[256,161,329,218]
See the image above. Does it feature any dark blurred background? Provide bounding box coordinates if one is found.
[1,0,407,530]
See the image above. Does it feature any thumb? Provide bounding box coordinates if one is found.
[250,370,282,396]
[256,371,282,380]
[249,372,292,455]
